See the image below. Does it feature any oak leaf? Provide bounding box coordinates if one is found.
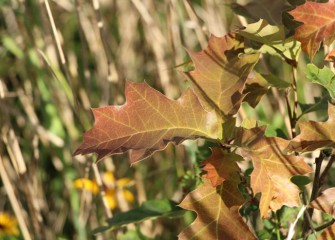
[235,127,313,217]
[201,148,243,187]
[289,0,335,60]
[306,64,335,99]
[317,223,335,240]
[243,71,290,108]
[183,34,259,118]
[310,187,335,218]
[230,0,290,25]
[179,178,256,240]
[289,103,335,153]
[74,81,219,163]
[239,19,301,62]
[325,49,335,67]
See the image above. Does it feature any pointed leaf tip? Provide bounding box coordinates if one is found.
[289,103,335,153]
[74,81,220,163]
[289,0,335,59]
[183,34,259,117]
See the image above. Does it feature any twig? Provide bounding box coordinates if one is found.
[319,154,335,186]
[284,66,299,139]
[291,67,298,138]
[302,151,326,238]
[314,218,335,232]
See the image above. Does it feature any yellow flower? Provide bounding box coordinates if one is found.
[105,189,117,209]
[73,178,99,194]
[73,172,134,209]
[103,172,134,209]
[0,212,19,236]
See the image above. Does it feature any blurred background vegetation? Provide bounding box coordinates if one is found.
[0,0,333,239]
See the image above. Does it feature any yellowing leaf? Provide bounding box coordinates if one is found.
[183,34,259,118]
[289,0,335,60]
[239,19,286,44]
[74,81,219,163]
[201,148,243,187]
[289,104,335,152]
[235,127,313,217]
[179,179,256,240]
[310,188,335,217]
[239,19,301,61]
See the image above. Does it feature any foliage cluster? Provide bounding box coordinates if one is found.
[1,0,335,239]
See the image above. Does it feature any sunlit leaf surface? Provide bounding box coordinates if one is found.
[75,81,219,163]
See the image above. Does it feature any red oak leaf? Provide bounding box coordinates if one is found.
[183,34,259,118]
[179,178,256,240]
[310,187,335,217]
[289,0,335,59]
[201,148,243,187]
[289,103,335,153]
[317,223,335,240]
[74,81,219,163]
[235,127,313,218]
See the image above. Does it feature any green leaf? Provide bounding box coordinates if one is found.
[291,175,311,188]
[306,64,335,99]
[3,36,24,59]
[119,229,154,240]
[93,199,185,234]
[298,97,329,117]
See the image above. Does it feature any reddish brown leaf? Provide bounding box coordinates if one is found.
[289,103,335,153]
[74,81,219,163]
[310,188,335,217]
[179,179,256,240]
[235,127,313,218]
[183,34,259,118]
[201,148,243,187]
[289,0,335,59]
[317,223,335,240]
[325,49,335,67]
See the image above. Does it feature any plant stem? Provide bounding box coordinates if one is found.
[291,67,298,138]
[302,151,326,238]
[314,218,335,232]
[275,212,281,240]
[319,154,335,186]
[285,67,299,139]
